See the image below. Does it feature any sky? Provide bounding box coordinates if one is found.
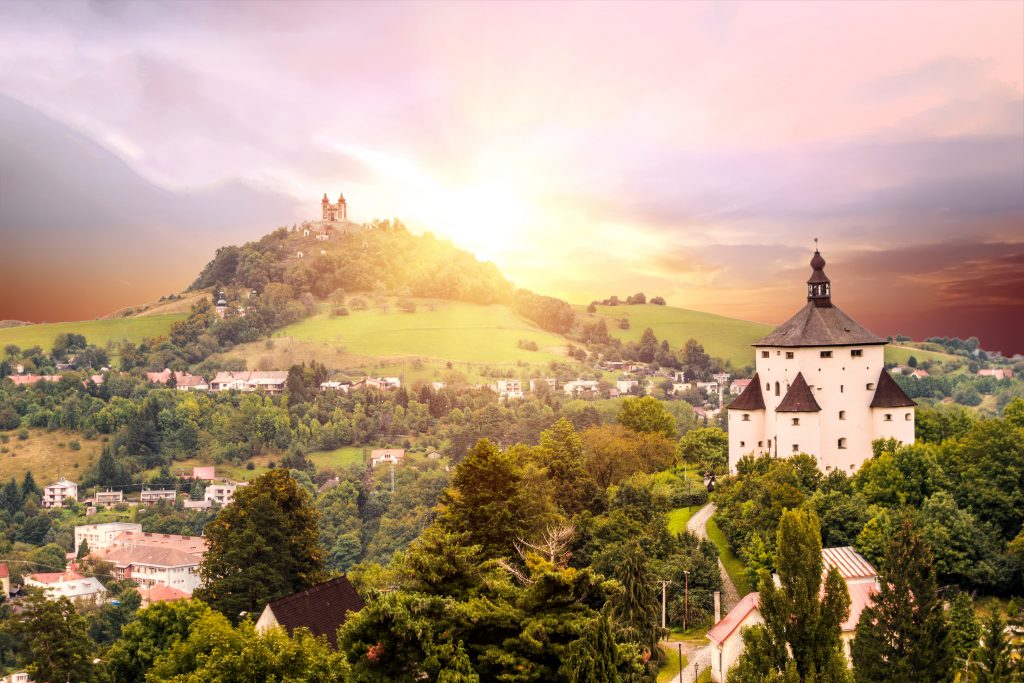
[0,0,1022,354]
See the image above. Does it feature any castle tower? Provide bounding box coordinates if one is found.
[726,247,915,473]
[320,192,347,222]
[322,193,332,221]
[337,193,347,221]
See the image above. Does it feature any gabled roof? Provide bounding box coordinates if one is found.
[844,582,877,632]
[707,592,760,645]
[262,576,364,647]
[142,583,190,604]
[821,546,877,582]
[869,370,916,408]
[753,301,885,348]
[775,373,821,412]
[727,373,766,411]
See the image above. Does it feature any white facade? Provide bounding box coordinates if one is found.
[42,479,78,508]
[370,448,405,467]
[141,489,177,505]
[25,573,106,605]
[75,522,143,553]
[492,379,524,400]
[205,481,248,507]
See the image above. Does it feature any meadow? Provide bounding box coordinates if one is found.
[0,429,102,485]
[0,314,185,353]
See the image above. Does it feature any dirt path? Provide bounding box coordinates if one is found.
[686,502,740,614]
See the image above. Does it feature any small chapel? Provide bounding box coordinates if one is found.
[321,192,347,222]
[726,247,915,473]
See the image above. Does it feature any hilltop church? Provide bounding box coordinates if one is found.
[321,192,348,222]
[726,248,915,473]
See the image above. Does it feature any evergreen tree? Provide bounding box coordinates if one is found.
[0,478,20,514]
[730,508,851,683]
[948,592,980,670]
[195,469,327,621]
[851,516,952,682]
[20,470,39,501]
[969,611,1012,682]
[613,540,662,676]
[77,538,90,560]
[562,611,621,683]
[531,417,601,516]
[9,592,101,683]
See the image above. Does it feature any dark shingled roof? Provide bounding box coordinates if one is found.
[263,576,364,647]
[753,302,885,348]
[727,373,766,411]
[869,370,916,408]
[776,372,821,412]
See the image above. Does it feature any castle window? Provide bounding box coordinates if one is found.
[851,349,863,357]
[884,413,892,421]
[766,382,770,391]
[742,413,750,422]
[867,383,875,390]
[775,382,780,396]
[740,441,745,447]
[839,410,846,420]
[758,441,763,447]
[905,413,912,421]
[761,351,769,358]
[792,444,799,453]
[786,352,794,359]
[840,385,844,393]
[838,438,847,449]
[791,417,800,426]
[820,351,833,358]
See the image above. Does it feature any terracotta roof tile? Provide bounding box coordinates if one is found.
[869,370,916,408]
[775,372,821,412]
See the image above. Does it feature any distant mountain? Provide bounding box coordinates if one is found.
[0,93,303,323]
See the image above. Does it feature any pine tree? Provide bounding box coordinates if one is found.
[947,592,980,670]
[10,593,101,683]
[21,470,39,500]
[562,612,621,683]
[0,477,20,514]
[77,538,90,560]
[851,516,952,682]
[969,611,1011,682]
[613,540,662,676]
[730,508,851,683]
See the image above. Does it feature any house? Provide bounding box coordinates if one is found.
[492,379,524,400]
[0,562,9,597]
[730,379,753,395]
[370,448,405,468]
[426,451,443,460]
[94,489,123,506]
[319,380,351,392]
[431,381,447,391]
[727,249,915,474]
[908,368,930,379]
[183,498,213,510]
[139,583,190,608]
[6,374,61,386]
[204,481,248,507]
[350,377,400,392]
[978,368,1013,380]
[185,466,216,481]
[255,576,364,647]
[616,379,639,394]
[25,568,106,605]
[1,671,30,683]
[145,369,208,391]
[140,489,176,506]
[708,592,763,682]
[94,531,207,595]
[210,371,289,394]
[562,379,600,396]
[75,522,143,553]
[42,478,78,508]
[529,378,557,392]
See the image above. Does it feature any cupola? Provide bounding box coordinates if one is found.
[807,240,831,307]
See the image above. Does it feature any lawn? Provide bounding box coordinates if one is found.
[667,507,698,535]
[884,344,961,367]
[308,446,367,471]
[0,429,102,485]
[139,455,279,484]
[706,515,751,596]
[576,303,773,368]
[279,299,571,365]
[657,644,687,683]
[0,314,185,353]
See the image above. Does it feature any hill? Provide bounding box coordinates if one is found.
[0,314,185,353]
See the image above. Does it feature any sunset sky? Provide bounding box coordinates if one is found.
[1,1,1022,353]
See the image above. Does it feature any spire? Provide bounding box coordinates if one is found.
[338,192,346,204]
[322,193,329,203]
[807,239,831,307]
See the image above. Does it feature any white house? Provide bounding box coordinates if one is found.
[730,379,753,396]
[25,569,107,605]
[616,379,639,394]
[94,531,207,596]
[75,522,143,553]
[210,371,289,394]
[727,249,915,474]
[708,592,763,682]
[204,481,248,507]
[370,448,405,467]
[140,489,176,505]
[563,379,600,396]
[492,379,524,400]
[42,478,78,508]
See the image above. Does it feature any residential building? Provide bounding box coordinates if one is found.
[978,368,1014,380]
[183,498,213,510]
[75,522,143,553]
[708,592,763,682]
[145,369,208,391]
[256,576,364,647]
[562,379,600,396]
[94,531,207,595]
[727,249,915,473]
[140,489,176,506]
[370,448,405,468]
[185,466,216,481]
[42,478,78,508]
[25,568,106,605]
[492,379,524,400]
[204,481,247,507]
[94,489,123,506]
[616,379,639,394]
[210,371,289,394]
[351,376,401,392]
[139,583,190,608]
[730,379,753,395]
[1,671,30,683]
[319,380,351,392]
[5,374,61,386]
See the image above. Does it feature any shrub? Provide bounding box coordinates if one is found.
[69,440,81,451]
[246,461,256,470]
[17,428,28,440]
[619,319,630,330]
[651,296,666,305]
[517,339,539,351]
[350,297,368,311]
[397,299,416,313]
[331,307,350,317]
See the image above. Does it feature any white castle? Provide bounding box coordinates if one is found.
[726,248,915,473]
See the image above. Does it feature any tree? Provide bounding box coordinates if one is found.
[195,469,327,621]
[850,516,951,682]
[531,417,601,516]
[105,599,213,682]
[20,470,39,501]
[438,438,531,558]
[681,339,712,379]
[677,426,729,474]
[617,397,678,439]
[947,592,980,668]
[730,509,851,683]
[969,611,1012,682]
[612,540,662,674]
[561,611,621,683]
[8,592,101,683]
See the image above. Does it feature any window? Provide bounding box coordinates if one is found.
[838,438,847,449]
[740,441,746,447]
[867,383,875,390]
[775,381,780,396]
[820,351,833,358]
[792,444,799,453]
[840,385,844,393]
[851,349,863,357]
[761,351,769,358]
[905,413,912,421]
[839,410,846,420]
[742,413,750,422]
[786,351,794,359]
[766,382,770,391]
[758,441,763,447]
[884,413,892,421]
[791,417,800,426]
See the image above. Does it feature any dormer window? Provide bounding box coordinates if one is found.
[820,351,832,358]
[851,349,863,357]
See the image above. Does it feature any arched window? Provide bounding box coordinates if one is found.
[742,413,750,422]
[884,413,892,421]
[838,438,847,449]
[905,413,912,421]
[775,381,780,396]
[839,410,846,420]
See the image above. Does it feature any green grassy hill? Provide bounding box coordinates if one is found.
[578,303,774,368]
[0,314,185,353]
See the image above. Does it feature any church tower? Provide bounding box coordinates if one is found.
[726,248,915,473]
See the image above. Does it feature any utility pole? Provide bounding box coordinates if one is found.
[389,463,395,493]
[677,643,683,683]
[659,580,672,629]
[683,570,690,632]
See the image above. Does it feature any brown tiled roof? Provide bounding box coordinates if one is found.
[727,373,766,411]
[776,372,821,412]
[263,576,364,647]
[869,370,916,408]
[753,302,885,348]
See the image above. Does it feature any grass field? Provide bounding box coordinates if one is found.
[706,515,751,597]
[308,446,367,471]
[667,506,699,535]
[657,645,687,683]
[0,314,185,353]
[0,429,102,485]
[884,344,962,368]
[578,303,774,368]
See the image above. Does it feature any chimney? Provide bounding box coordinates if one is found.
[714,591,721,623]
